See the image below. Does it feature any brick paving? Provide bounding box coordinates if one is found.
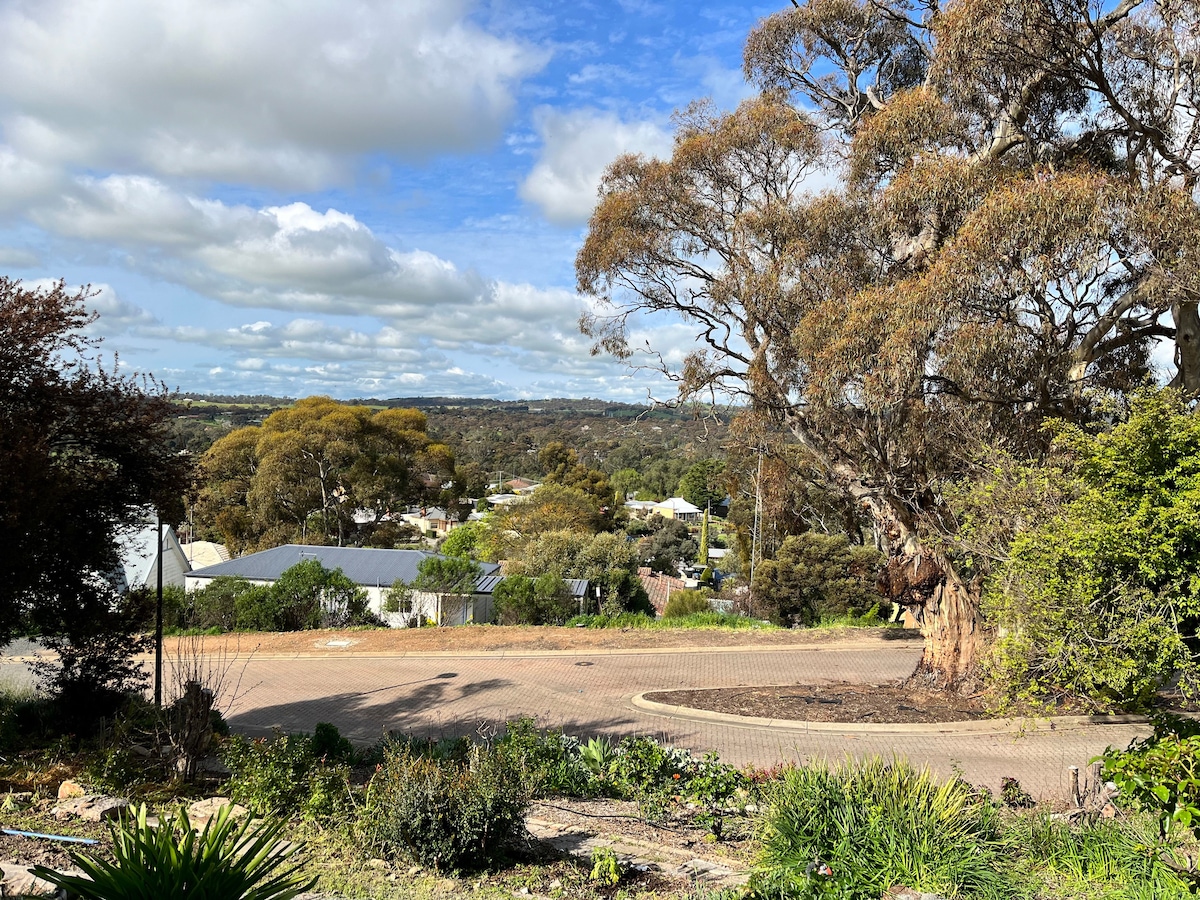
[215,642,1149,801]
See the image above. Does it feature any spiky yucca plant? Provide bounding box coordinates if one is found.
[34,803,316,900]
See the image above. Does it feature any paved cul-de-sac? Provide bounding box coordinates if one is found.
[219,641,1148,800]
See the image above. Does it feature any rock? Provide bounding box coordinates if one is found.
[366,858,388,869]
[885,887,949,900]
[56,780,85,801]
[53,795,129,822]
[186,797,248,826]
[406,865,422,876]
[0,861,69,897]
[547,879,562,890]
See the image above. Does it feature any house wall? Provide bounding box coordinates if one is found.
[182,577,494,628]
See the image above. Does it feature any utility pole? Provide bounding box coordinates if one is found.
[154,511,164,708]
[749,450,763,617]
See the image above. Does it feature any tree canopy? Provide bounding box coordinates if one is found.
[576,0,1200,686]
[0,279,190,705]
[196,396,455,552]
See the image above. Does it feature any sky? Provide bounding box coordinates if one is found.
[0,0,778,401]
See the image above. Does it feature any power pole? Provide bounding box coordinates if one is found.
[154,511,164,708]
[749,450,763,617]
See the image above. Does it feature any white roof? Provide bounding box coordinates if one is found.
[655,497,702,514]
[117,523,191,591]
[181,541,231,569]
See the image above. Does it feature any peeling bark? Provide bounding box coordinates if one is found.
[879,551,985,688]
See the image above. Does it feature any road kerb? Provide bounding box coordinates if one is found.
[630,691,1147,735]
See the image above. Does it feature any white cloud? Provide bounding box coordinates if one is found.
[33,173,613,354]
[0,0,547,187]
[519,107,673,225]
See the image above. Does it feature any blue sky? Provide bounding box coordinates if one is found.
[0,0,776,400]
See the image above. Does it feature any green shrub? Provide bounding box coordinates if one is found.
[33,803,315,900]
[981,392,1200,711]
[589,846,622,886]
[567,612,657,628]
[566,611,769,630]
[496,717,594,797]
[663,589,712,619]
[753,759,1011,900]
[311,721,355,764]
[362,740,528,871]
[753,532,885,627]
[607,735,688,799]
[682,752,752,808]
[492,572,578,625]
[220,731,351,819]
[233,584,281,631]
[1099,714,1200,843]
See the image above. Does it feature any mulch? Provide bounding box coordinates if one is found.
[645,681,990,724]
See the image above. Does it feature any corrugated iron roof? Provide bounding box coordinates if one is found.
[188,544,499,588]
[473,575,589,597]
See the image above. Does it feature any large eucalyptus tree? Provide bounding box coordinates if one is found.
[576,0,1200,685]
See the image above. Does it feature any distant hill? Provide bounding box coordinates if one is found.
[167,393,731,476]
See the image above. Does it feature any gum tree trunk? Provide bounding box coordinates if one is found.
[879,551,986,687]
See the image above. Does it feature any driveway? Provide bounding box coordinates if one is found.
[215,641,1147,801]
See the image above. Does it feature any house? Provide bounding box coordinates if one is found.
[184,544,506,626]
[504,477,541,494]
[180,540,230,570]
[400,506,460,538]
[623,499,658,520]
[115,523,192,592]
[637,567,688,616]
[651,497,703,523]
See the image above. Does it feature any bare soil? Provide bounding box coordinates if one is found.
[160,624,922,657]
[646,681,989,724]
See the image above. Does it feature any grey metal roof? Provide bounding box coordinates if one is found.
[473,575,589,597]
[187,545,499,589]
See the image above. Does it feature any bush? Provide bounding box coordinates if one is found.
[753,759,1010,900]
[496,717,594,797]
[220,730,351,819]
[184,576,258,631]
[362,740,528,871]
[233,584,282,631]
[981,392,1200,711]
[753,533,885,627]
[607,735,688,800]
[1099,714,1200,844]
[34,803,315,900]
[493,573,577,625]
[311,721,355,764]
[662,589,712,619]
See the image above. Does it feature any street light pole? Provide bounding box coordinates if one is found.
[154,511,164,708]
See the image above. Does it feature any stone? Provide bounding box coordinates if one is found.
[53,795,129,822]
[185,797,248,826]
[56,780,85,801]
[406,865,423,876]
[0,861,68,897]
[885,887,949,900]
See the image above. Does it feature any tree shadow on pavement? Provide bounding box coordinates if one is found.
[225,671,643,746]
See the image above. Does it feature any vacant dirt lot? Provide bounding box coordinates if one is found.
[163,624,921,657]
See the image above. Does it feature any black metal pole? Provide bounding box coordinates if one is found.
[154,511,163,708]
